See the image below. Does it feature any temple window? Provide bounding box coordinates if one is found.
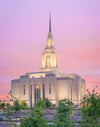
[46,56,50,68]
[43,84,45,98]
[24,84,25,95]
[34,84,41,105]
[49,83,51,94]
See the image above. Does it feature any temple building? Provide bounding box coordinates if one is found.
[11,13,86,107]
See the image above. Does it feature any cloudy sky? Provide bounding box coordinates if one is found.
[0,0,100,100]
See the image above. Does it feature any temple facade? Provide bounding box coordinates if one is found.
[11,13,86,107]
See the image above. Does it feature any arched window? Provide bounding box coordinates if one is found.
[49,83,51,94]
[24,84,25,95]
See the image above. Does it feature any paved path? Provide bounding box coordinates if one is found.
[71,109,82,127]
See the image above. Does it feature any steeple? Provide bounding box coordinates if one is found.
[49,12,51,32]
[47,13,54,47]
[41,13,59,69]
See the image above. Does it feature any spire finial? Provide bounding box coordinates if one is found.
[49,12,51,32]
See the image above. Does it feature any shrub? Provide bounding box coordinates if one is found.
[53,99,75,127]
[80,88,100,126]
[36,98,52,109]
[20,106,47,127]
[36,98,45,108]
[13,99,21,112]
[52,104,56,109]
[12,99,21,120]
[20,100,28,110]
[6,103,10,109]
[0,102,5,109]
[44,98,52,108]
[6,103,13,116]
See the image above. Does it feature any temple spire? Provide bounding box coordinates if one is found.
[49,12,51,32]
[47,12,54,47]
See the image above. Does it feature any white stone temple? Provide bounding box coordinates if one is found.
[11,13,86,107]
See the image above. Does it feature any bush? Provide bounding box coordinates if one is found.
[52,104,56,109]
[44,98,52,108]
[36,98,52,109]
[13,99,21,112]
[20,100,28,110]
[6,103,13,116]
[20,106,47,127]
[48,124,53,127]
[12,99,21,120]
[0,102,5,109]
[36,98,45,108]
[6,103,10,109]
[29,107,34,111]
[53,99,75,127]
[80,88,100,126]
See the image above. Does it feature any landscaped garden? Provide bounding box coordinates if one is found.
[0,88,100,127]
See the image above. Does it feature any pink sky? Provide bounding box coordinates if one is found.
[0,0,100,100]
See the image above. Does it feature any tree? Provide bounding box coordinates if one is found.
[53,99,75,127]
[12,99,21,120]
[13,99,21,111]
[6,90,13,101]
[0,102,5,109]
[20,106,47,127]
[0,100,1,108]
[80,88,100,127]
[6,103,13,116]
[4,103,13,122]
[20,100,28,110]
